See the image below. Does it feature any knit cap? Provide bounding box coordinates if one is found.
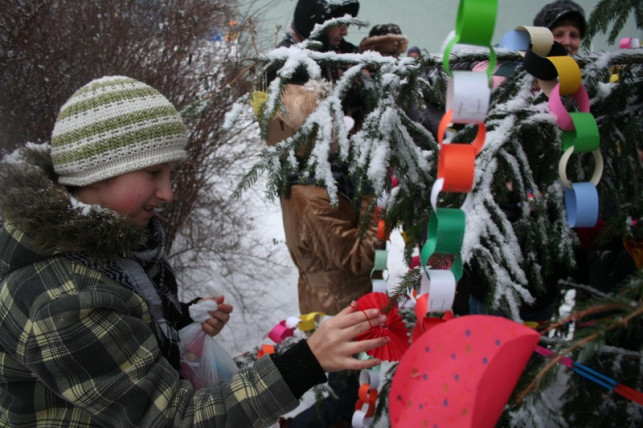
[293,0,360,39]
[51,75,188,186]
[533,0,586,38]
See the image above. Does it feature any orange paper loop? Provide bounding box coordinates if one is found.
[377,219,387,241]
[438,109,486,153]
[438,143,477,192]
[257,344,275,359]
[355,385,378,417]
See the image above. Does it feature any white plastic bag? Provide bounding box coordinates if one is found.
[178,300,239,389]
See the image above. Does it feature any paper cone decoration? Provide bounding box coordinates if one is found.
[390,315,540,428]
[354,292,410,361]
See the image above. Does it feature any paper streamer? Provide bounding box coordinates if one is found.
[257,344,275,358]
[427,270,457,312]
[438,109,486,149]
[520,25,603,229]
[535,346,643,405]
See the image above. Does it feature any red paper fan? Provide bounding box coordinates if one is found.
[353,292,410,361]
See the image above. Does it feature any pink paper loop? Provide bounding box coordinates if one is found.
[548,83,590,131]
[619,37,632,49]
[267,321,295,343]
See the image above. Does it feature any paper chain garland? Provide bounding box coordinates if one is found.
[350,174,401,427]
[352,365,381,427]
[417,0,497,327]
[501,25,603,228]
[258,312,327,359]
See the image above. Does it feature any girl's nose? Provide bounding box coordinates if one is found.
[157,176,174,202]
[557,34,571,49]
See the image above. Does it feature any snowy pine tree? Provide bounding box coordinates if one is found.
[227,5,642,425]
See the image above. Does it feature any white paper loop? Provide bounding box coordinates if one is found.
[427,269,457,312]
[371,279,388,294]
[446,71,490,124]
[430,178,444,213]
[359,369,381,390]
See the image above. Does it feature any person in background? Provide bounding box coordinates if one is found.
[407,45,421,58]
[0,75,388,427]
[533,0,586,55]
[264,1,388,426]
[472,0,586,89]
[266,0,360,84]
[359,23,408,58]
[268,0,380,319]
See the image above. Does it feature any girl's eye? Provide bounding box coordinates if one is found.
[148,169,161,177]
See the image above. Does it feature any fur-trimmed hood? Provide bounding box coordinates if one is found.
[359,33,408,57]
[0,143,147,277]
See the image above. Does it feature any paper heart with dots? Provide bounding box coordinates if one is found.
[389,315,540,428]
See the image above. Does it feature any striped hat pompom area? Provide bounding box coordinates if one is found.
[51,76,188,186]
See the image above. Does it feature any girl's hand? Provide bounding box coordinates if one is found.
[198,296,233,337]
[307,304,388,372]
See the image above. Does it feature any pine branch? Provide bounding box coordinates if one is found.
[584,0,643,45]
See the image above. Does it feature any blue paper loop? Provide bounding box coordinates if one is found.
[498,30,530,50]
[565,182,599,228]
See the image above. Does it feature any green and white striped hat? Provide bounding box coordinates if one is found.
[51,75,188,186]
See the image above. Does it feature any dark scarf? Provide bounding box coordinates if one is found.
[66,218,184,369]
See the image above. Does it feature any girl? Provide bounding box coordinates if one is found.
[0,75,387,427]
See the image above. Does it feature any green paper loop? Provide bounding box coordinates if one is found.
[455,0,498,45]
[561,113,600,153]
[372,249,388,271]
[371,249,389,281]
[443,0,498,78]
[420,208,465,281]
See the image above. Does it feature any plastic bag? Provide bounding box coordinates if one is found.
[178,300,239,389]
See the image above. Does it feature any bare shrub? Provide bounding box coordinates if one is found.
[0,0,287,305]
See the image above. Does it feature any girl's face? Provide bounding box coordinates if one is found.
[551,21,582,55]
[73,162,177,227]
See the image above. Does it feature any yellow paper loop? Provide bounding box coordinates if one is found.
[298,312,326,331]
[547,56,582,95]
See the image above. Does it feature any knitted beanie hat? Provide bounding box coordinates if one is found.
[407,46,421,56]
[51,75,188,186]
[293,0,360,39]
[533,0,586,38]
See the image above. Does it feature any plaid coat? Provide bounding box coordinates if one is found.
[0,144,324,427]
